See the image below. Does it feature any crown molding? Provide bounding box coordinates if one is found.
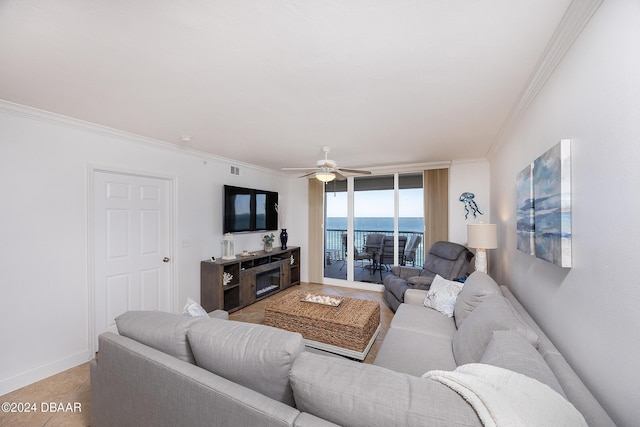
[0,99,276,174]
[487,0,604,159]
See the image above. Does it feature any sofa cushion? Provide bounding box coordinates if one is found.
[453,295,539,365]
[188,318,304,407]
[480,330,566,397]
[290,352,481,427]
[423,275,464,317]
[390,303,457,339]
[374,328,457,375]
[453,271,502,328]
[115,310,202,364]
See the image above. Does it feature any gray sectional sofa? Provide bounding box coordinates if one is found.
[91,272,614,426]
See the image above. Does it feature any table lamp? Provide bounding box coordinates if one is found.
[467,223,497,273]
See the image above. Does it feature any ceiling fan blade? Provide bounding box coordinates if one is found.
[333,171,347,180]
[337,168,372,175]
[282,167,317,171]
[299,171,317,178]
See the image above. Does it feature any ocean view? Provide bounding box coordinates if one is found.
[326,217,424,233]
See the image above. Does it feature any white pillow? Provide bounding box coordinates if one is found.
[182,297,208,317]
[423,275,464,317]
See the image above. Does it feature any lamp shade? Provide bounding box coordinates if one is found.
[467,223,498,249]
[315,171,336,182]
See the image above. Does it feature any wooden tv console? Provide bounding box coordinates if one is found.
[200,246,300,313]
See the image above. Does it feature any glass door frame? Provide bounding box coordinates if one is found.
[323,173,406,289]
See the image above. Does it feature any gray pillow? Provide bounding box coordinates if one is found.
[115,311,202,364]
[453,271,502,328]
[481,330,566,397]
[453,294,539,365]
[188,318,304,407]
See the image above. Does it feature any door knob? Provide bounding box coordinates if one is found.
[163,257,170,263]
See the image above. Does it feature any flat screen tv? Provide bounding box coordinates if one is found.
[223,185,278,234]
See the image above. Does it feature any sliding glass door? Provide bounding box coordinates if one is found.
[323,172,423,285]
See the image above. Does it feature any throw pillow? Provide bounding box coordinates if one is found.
[452,294,539,365]
[182,297,208,317]
[453,271,502,328]
[423,275,464,317]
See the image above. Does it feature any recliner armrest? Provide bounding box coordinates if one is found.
[407,276,433,290]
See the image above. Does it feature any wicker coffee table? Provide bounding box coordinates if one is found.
[264,291,381,360]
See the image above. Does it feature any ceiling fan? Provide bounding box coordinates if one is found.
[281,146,371,182]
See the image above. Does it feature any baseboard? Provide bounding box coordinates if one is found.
[321,278,384,292]
[0,350,93,396]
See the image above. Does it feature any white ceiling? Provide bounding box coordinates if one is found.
[0,0,574,172]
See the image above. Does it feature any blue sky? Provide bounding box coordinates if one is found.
[326,189,423,217]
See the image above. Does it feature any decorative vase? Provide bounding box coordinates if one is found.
[280,229,288,250]
[264,243,273,253]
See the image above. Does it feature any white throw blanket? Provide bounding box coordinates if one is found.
[423,364,587,427]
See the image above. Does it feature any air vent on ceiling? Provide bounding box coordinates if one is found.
[230,166,240,176]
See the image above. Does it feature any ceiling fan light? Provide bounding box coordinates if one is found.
[315,171,335,182]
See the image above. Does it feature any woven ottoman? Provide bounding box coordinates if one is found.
[264,291,381,360]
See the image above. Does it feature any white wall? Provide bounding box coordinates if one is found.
[0,104,297,395]
[488,1,640,424]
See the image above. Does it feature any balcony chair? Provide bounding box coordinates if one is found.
[374,235,408,281]
[403,235,422,266]
[382,240,474,312]
[340,233,375,271]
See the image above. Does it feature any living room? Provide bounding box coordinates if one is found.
[1,1,639,425]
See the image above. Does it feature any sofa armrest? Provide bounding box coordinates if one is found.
[93,333,301,427]
[208,309,229,320]
[404,289,427,306]
[294,412,341,427]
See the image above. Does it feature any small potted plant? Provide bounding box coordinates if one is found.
[262,233,275,252]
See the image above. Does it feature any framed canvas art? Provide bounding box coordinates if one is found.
[532,140,572,268]
[516,164,535,255]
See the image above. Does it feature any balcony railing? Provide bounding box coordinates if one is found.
[325,229,424,267]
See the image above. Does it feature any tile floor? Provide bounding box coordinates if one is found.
[0,282,392,426]
[0,362,91,427]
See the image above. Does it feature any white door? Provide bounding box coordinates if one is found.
[93,171,172,347]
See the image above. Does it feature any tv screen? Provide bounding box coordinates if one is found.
[224,185,278,233]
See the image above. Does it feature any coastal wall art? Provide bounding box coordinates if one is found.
[517,140,572,268]
[516,164,535,255]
